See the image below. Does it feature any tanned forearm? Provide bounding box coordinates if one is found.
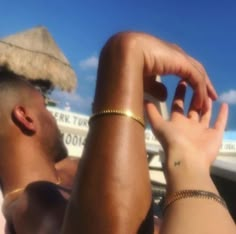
[62,33,152,234]
[63,30,219,234]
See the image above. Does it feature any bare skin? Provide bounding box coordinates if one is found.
[0,72,73,234]
[145,82,236,234]
[3,156,79,234]
[4,157,79,234]
[0,31,219,234]
[55,156,79,189]
[62,32,217,234]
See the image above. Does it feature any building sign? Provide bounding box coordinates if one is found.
[62,132,86,157]
[63,132,86,148]
[47,107,89,130]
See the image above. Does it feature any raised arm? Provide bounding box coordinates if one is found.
[145,81,236,234]
[62,32,217,234]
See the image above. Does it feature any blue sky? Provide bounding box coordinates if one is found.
[1,0,236,130]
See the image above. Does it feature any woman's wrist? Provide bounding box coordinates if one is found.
[166,169,218,195]
[164,149,218,195]
[165,146,210,172]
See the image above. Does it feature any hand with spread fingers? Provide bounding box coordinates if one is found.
[145,81,227,172]
[145,81,236,234]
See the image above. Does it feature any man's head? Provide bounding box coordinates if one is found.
[0,70,67,162]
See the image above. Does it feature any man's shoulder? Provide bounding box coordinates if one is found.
[5,181,69,234]
[25,181,69,203]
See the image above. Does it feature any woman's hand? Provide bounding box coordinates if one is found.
[145,81,227,172]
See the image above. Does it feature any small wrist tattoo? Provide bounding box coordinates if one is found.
[174,161,181,166]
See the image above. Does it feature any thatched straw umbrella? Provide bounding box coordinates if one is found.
[0,26,77,92]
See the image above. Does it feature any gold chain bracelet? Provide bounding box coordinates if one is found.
[163,189,227,212]
[89,109,145,128]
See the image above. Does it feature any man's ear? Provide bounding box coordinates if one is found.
[12,106,36,133]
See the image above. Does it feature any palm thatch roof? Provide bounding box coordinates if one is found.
[0,26,77,91]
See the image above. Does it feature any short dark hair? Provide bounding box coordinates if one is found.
[0,69,39,106]
[0,69,33,88]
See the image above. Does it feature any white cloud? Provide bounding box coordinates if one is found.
[218,90,236,104]
[79,56,98,70]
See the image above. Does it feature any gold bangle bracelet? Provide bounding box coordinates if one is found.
[89,109,145,128]
[163,189,227,212]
